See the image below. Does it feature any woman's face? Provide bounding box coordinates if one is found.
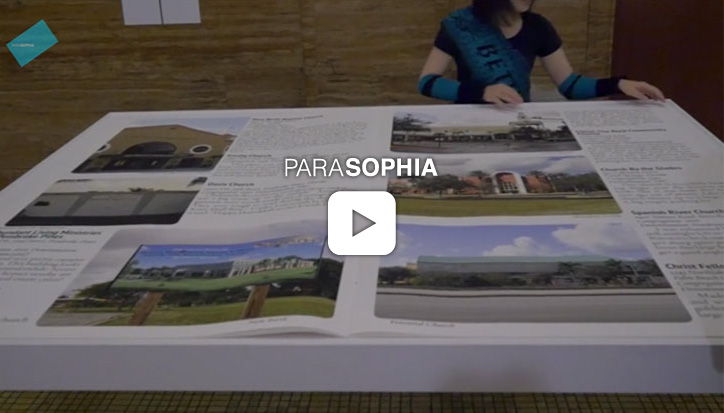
[510,0,532,13]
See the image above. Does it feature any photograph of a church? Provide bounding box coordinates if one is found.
[390,109,581,154]
[73,124,236,173]
[120,256,316,284]
[388,155,621,216]
[6,176,206,226]
[35,223,344,327]
[413,255,671,289]
[111,235,325,292]
[374,222,691,323]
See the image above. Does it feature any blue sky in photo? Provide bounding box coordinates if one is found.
[425,155,596,178]
[128,237,324,269]
[382,223,653,267]
[132,117,250,136]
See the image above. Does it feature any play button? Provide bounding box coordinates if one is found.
[352,210,376,237]
[327,191,396,256]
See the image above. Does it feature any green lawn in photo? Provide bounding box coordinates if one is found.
[97,296,336,326]
[50,307,121,313]
[112,267,317,292]
[395,197,621,217]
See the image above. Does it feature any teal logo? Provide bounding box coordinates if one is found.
[6,20,58,67]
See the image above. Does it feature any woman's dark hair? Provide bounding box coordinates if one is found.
[472,0,535,25]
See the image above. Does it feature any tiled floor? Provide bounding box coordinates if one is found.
[0,392,722,412]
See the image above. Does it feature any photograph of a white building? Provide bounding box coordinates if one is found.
[391,109,581,154]
[375,222,691,323]
[123,256,317,281]
[36,222,343,327]
[6,176,206,226]
[415,255,670,288]
[112,235,325,291]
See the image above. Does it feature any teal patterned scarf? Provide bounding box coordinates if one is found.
[442,7,531,101]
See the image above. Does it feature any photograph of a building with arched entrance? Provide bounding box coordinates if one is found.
[388,155,621,217]
[390,108,581,154]
[73,118,246,173]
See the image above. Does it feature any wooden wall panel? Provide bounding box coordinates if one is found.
[300,0,452,106]
[586,0,616,78]
[613,0,723,139]
[0,0,613,189]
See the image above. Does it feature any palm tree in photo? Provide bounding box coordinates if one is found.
[393,113,430,131]
[603,259,626,284]
[634,259,661,286]
[548,172,573,193]
[557,261,582,285]
[623,263,644,285]
[415,174,466,198]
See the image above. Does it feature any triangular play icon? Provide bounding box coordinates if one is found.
[352,210,376,237]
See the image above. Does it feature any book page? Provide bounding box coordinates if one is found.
[348,101,723,344]
[0,107,387,340]
[2,101,721,344]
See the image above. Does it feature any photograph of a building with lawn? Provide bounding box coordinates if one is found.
[37,223,342,327]
[375,222,690,323]
[73,116,248,173]
[390,109,581,154]
[112,237,320,292]
[389,155,620,217]
[6,176,206,226]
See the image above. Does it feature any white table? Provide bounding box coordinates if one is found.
[1,102,722,392]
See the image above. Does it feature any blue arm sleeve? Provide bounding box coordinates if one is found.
[418,74,485,104]
[558,73,623,100]
[418,74,459,101]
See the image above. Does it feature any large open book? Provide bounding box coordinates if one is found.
[0,101,721,345]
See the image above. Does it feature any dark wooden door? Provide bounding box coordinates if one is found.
[613,0,723,139]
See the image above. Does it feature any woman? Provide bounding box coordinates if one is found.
[418,0,665,104]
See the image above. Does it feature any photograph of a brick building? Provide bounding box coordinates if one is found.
[388,155,621,217]
[390,170,557,196]
[73,117,247,173]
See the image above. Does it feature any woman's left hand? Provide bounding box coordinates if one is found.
[618,79,666,101]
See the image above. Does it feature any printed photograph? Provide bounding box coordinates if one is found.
[6,176,206,226]
[111,237,323,292]
[37,221,343,326]
[73,117,249,173]
[389,155,621,216]
[375,222,691,323]
[390,109,581,153]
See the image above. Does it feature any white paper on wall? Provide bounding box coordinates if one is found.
[160,0,201,24]
[121,0,163,26]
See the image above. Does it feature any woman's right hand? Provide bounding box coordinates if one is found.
[483,84,524,105]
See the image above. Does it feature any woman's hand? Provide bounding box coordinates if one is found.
[483,84,524,105]
[618,79,665,101]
